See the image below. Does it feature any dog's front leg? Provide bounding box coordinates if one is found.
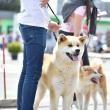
[62,94,73,110]
[84,92,90,110]
[92,92,97,110]
[50,88,59,110]
[33,81,46,110]
[77,93,83,110]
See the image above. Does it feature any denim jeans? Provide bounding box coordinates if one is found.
[17,24,47,110]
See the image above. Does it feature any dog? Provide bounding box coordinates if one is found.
[75,65,103,110]
[74,58,107,110]
[33,34,87,110]
[88,58,107,110]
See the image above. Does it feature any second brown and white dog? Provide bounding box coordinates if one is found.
[74,58,107,110]
[89,58,107,110]
[33,34,87,110]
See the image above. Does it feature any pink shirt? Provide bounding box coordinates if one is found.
[60,6,86,33]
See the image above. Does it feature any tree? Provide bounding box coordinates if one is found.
[0,0,20,12]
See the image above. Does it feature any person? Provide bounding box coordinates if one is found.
[7,31,13,43]
[17,0,59,110]
[59,0,97,66]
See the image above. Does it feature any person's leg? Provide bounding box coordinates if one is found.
[17,24,47,110]
[17,24,27,110]
[17,44,27,110]
[82,45,90,65]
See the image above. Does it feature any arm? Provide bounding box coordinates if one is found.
[48,21,60,32]
[73,14,84,37]
[40,0,60,32]
[71,6,86,36]
[40,0,49,7]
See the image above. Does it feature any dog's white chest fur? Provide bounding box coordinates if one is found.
[51,66,79,95]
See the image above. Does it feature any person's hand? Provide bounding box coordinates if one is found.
[48,21,60,32]
[40,0,49,7]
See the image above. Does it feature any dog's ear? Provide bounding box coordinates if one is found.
[58,34,67,44]
[79,36,87,44]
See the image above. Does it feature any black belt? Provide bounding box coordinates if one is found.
[59,30,83,36]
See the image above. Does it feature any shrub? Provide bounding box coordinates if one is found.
[7,41,21,54]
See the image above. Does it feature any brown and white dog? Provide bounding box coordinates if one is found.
[89,58,107,110]
[33,34,87,110]
[74,58,107,110]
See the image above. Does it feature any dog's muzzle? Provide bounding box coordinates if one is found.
[91,77,99,84]
[66,49,80,61]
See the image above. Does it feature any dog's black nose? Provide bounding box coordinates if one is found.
[75,49,80,54]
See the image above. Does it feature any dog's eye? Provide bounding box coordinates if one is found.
[77,44,79,47]
[68,44,73,47]
[94,72,97,74]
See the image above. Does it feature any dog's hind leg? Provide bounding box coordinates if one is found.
[99,89,107,110]
[99,76,107,110]
[33,80,47,110]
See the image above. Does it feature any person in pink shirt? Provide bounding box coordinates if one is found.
[60,0,97,66]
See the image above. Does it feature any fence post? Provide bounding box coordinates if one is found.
[2,34,7,99]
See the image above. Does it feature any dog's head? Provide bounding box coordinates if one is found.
[53,34,87,62]
[80,66,103,85]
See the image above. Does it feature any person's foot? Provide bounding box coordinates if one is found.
[71,93,78,108]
